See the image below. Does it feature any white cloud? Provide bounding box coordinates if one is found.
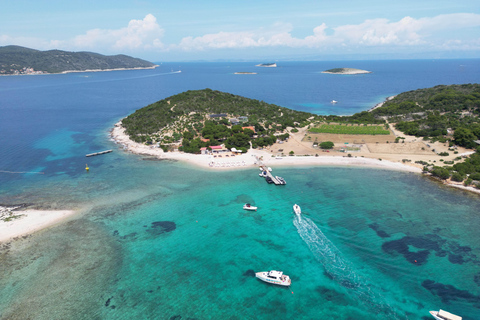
[173,13,480,52]
[72,14,165,51]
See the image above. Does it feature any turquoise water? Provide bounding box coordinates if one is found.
[1,61,480,319]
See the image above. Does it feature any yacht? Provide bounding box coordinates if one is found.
[255,270,291,286]
[276,176,286,185]
[243,203,257,211]
[429,310,462,320]
[293,204,301,220]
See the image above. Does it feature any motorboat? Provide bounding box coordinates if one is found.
[331,100,338,104]
[243,203,257,211]
[429,310,462,320]
[265,176,274,184]
[276,176,286,185]
[259,171,268,177]
[293,204,301,220]
[255,270,291,286]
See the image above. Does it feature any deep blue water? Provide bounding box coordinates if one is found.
[1,60,480,319]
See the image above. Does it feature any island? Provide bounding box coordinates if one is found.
[322,68,371,75]
[0,45,157,75]
[112,85,480,193]
[255,63,277,67]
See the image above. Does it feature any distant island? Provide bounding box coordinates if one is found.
[255,63,277,67]
[0,45,157,75]
[322,68,371,75]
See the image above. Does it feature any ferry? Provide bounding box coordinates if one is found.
[255,270,291,286]
[429,310,462,320]
[243,203,257,211]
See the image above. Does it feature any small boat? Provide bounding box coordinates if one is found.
[331,100,338,104]
[293,204,301,220]
[265,176,274,184]
[259,171,268,177]
[243,203,257,211]
[255,270,291,286]
[276,176,286,185]
[429,310,462,320]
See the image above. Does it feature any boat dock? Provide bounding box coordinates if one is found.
[260,165,285,185]
[86,150,112,157]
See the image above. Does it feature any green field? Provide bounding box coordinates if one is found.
[309,124,390,135]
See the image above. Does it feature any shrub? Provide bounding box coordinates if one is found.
[438,152,449,156]
[430,166,451,180]
[469,172,480,180]
[320,141,334,149]
[451,172,464,182]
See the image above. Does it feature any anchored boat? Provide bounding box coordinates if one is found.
[429,310,462,320]
[243,203,257,211]
[255,270,291,286]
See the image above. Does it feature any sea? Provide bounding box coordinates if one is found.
[1,60,480,320]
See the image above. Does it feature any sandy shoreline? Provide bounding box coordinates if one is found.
[0,206,77,243]
[0,65,159,77]
[110,121,421,173]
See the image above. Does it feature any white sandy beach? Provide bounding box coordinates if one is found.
[0,206,77,243]
[110,121,421,173]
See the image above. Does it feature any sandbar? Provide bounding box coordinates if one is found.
[0,206,77,243]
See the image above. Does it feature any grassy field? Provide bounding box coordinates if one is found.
[309,124,390,135]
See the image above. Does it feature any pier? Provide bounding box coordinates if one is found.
[260,165,285,185]
[86,150,112,157]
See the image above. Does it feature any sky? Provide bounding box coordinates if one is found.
[1,0,479,62]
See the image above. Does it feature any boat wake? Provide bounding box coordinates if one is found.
[293,215,400,319]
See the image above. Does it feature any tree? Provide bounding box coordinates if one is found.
[320,141,334,149]
[454,127,477,148]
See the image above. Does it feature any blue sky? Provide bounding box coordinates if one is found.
[1,0,479,61]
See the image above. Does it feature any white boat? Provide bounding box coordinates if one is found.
[429,310,462,320]
[276,176,286,185]
[255,270,291,286]
[243,203,257,211]
[331,100,338,104]
[259,171,268,177]
[293,204,301,220]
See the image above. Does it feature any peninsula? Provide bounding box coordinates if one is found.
[0,45,157,75]
[112,85,480,194]
[322,68,371,75]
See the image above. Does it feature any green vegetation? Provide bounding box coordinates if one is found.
[122,89,312,153]
[0,45,156,74]
[320,141,334,149]
[309,123,390,135]
[371,84,480,147]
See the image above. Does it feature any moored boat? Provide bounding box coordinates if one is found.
[429,310,462,320]
[243,203,257,211]
[255,270,291,286]
[276,176,286,185]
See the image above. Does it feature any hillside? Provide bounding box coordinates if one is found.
[121,88,313,152]
[370,84,480,147]
[0,45,157,74]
